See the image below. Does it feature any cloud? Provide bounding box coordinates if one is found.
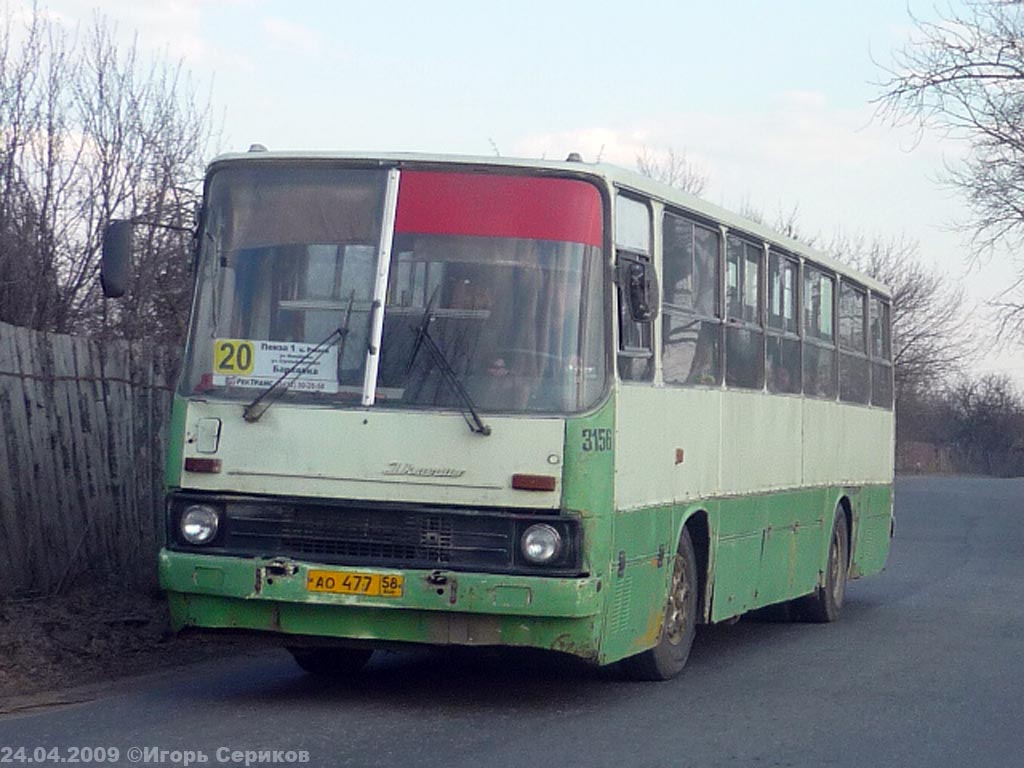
[509,92,985,301]
[513,127,651,167]
[512,91,961,228]
[260,16,324,53]
[18,0,251,64]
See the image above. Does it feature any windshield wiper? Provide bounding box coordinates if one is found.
[243,292,355,423]
[406,296,491,436]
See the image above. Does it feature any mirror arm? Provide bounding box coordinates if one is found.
[127,217,195,234]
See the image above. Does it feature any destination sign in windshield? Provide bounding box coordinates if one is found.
[212,338,339,392]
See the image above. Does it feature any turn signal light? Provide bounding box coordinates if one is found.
[511,473,557,492]
[185,457,222,473]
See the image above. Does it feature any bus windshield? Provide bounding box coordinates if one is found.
[183,164,607,415]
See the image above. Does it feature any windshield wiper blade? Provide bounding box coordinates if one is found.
[405,287,439,376]
[416,328,492,436]
[242,293,355,423]
[406,298,491,436]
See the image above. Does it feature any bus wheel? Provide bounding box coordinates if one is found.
[621,528,698,681]
[287,647,373,677]
[797,508,849,623]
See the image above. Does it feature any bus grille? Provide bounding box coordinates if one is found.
[172,499,581,575]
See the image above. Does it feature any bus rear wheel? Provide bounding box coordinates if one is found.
[287,647,373,677]
[621,528,698,681]
[797,508,849,623]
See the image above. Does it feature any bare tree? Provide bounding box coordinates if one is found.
[636,146,708,197]
[946,373,1024,475]
[874,0,1024,339]
[71,19,211,345]
[737,200,818,247]
[0,6,213,346]
[0,6,52,328]
[895,371,1024,475]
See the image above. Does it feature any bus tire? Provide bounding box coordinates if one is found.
[287,647,373,677]
[797,508,849,623]
[621,528,698,681]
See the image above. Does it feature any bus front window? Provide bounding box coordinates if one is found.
[184,166,607,415]
[379,232,605,413]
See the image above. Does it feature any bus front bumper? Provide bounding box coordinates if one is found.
[159,550,604,661]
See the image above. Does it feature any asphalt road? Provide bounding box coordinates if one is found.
[2,476,1023,768]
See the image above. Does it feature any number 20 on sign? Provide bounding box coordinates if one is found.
[214,339,255,374]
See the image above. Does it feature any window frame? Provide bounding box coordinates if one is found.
[869,292,894,409]
[614,192,655,382]
[766,249,801,395]
[802,262,838,400]
[723,233,765,391]
[660,208,724,388]
[838,278,870,404]
[725,234,764,327]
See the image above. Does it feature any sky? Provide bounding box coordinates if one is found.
[21,0,1024,384]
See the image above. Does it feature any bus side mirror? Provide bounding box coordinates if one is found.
[101,220,133,298]
[625,260,659,322]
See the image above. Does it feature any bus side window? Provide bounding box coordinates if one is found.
[724,235,764,390]
[662,211,722,387]
[616,251,654,381]
[766,250,801,394]
[869,294,894,408]
[803,265,837,399]
[838,280,870,404]
[615,194,654,382]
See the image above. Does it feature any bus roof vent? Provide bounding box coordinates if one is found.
[248,143,268,152]
[565,152,583,162]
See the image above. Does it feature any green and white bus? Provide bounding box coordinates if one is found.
[103,150,894,680]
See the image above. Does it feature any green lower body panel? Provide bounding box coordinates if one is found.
[601,483,894,637]
[159,481,893,668]
[160,551,603,661]
[849,483,894,579]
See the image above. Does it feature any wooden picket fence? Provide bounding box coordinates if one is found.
[0,321,179,597]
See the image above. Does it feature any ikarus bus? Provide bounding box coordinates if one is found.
[102,150,895,680]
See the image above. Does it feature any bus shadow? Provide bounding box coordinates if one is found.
[183,595,884,711]
[685,593,885,668]
[187,645,619,713]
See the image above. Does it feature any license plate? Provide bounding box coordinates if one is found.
[306,569,404,597]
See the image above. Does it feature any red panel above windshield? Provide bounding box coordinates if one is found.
[395,171,603,247]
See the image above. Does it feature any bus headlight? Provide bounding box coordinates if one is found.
[180,504,220,545]
[521,524,563,564]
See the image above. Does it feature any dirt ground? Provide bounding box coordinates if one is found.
[0,581,262,711]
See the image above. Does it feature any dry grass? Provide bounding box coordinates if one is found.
[0,581,259,706]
